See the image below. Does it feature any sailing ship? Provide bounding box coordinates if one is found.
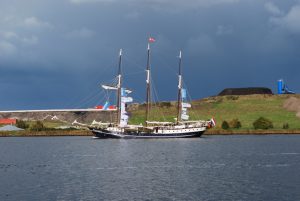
[88,39,215,138]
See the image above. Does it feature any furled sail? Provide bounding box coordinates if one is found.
[120,88,133,127]
[102,84,132,94]
[181,88,190,120]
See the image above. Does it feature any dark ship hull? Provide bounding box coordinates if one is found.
[90,128,205,139]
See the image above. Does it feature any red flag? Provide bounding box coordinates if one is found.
[148,37,155,43]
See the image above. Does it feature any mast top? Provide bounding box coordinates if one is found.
[147,37,155,50]
[179,50,182,59]
[119,49,122,56]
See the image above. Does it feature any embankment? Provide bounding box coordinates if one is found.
[130,94,300,133]
[0,110,116,124]
[1,94,300,136]
[205,129,300,135]
[0,130,93,137]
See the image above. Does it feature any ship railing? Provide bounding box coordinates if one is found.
[146,121,175,126]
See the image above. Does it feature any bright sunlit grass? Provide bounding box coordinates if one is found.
[129,94,300,130]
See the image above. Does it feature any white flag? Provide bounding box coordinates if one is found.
[182,102,191,108]
[121,97,133,103]
[181,114,189,120]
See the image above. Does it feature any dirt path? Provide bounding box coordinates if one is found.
[283,97,300,118]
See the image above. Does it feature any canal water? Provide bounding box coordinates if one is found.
[0,135,300,201]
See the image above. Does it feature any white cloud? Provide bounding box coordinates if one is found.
[125,11,140,20]
[69,0,115,4]
[0,40,17,56]
[271,5,300,33]
[0,31,18,40]
[22,36,39,45]
[265,2,283,16]
[66,27,95,38]
[69,0,239,8]
[0,30,39,46]
[155,0,240,11]
[216,25,233,35]
[153,0,239,7]
[23,17,53,29]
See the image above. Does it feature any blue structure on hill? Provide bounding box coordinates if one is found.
[277,79,295,94]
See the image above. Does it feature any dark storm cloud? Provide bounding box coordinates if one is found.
[1,0,300,109]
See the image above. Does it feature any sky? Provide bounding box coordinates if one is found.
[1,0,300,109]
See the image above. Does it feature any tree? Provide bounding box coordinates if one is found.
[222,121,229,130]
[30,121,45,131]
[253,117,273,129]
[16,120,29,129]
[229,119,242,129]
[283,123,289,129]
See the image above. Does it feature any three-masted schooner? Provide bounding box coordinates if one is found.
[89,39,215,138]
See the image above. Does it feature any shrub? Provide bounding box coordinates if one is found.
[159,101,171,108]
[253,117,273,129]
[16,120,29,129]
[283,123,289,129]
[226,96,239,101]
[222,121,229,130]
[139,103,147,109]
[215,97,223,104]
[30,121,45,131]
[229,119,242,129]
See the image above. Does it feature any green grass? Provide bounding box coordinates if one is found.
[128,94,300,131]
[25,120,69,128]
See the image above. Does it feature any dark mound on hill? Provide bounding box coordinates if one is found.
[218,87,273,96]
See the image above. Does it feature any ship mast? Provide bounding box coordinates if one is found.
[177,51,182,124]
[145,43,151,125]
[116,49,122,125]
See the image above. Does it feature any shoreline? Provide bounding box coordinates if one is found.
[1,129,300,137]
[205,129,300,135]
[0,130,93,137]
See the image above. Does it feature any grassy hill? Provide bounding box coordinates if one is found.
[2,94,300,136]
[128,94,300,132]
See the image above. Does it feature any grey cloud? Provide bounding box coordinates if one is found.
[0,31,39,45]
[1,0,300,109]
[0,31,18,40]
[21,36,39,45]
[265,2,283,16]
[1,15,53,29]
[69,0,239,9]
[65,28,95,39]
[0,40,16,56]
[271,4,300,33]
[145,0,240,7]
[69,0,116,4]
[125,11,140,20]
[216,25,233,35]
[186,35,217,56]
[22,17,53,29]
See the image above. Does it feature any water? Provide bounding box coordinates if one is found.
[0,135,300,201]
